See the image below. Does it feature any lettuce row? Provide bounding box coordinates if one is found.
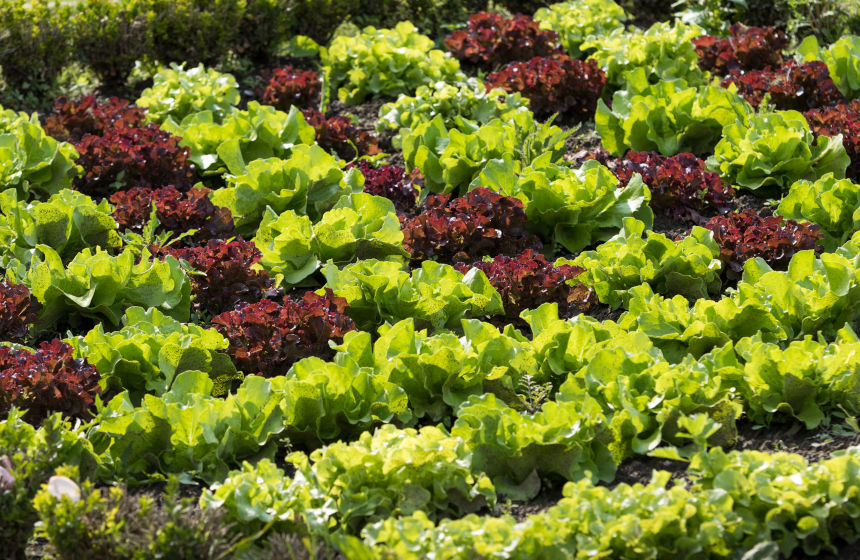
[323,22,463,105]
[0,188,120,268]
[209,145,364,235]
[321,259,504,333]
[595,69,753,157]
[6,246,191,331]
[68,306,238,405]
[253,192,407,287]
[568,217,722,308]
[476,157,653,253]
[0,107,80,200]
[707,109,849,191]
[376,78,528,149]
[161,102,316,177]
[361,447,860,559]
[401,111,570,195]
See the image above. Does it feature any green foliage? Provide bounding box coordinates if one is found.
[797,34,860,101]
[288,424,495,533]
[452,393,615,500]
[90,371,287,483]
[476,157,653,253]
[401,111,570,195]
[777,173,860,251]
[32,476,236,560]
[210,145,364,235]
[137,63,240,125]
[364,447,860,559]
[135,0,245,67]
[332,319,536,423]
[254,192,407,287]
[0,107,80,200]
[569,217,723,309]
[281,355,410,447]
[321,259,504,332]
[0,0,74,93]
[68,307,238,405]
[71,0,151,87]
[707,110,850,192]
[731,327,860,429]
[6,246,191,331]
[0,189,120,268]
[595,70,753,157]
[161,102,316,177]
[322,21,463,105]
[534,0,628,59]
[0,411,99,560]
[376,78,528,149]
[580,21,706,90]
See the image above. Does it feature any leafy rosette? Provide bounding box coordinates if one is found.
[534,0,628,59]
[0,339,101,425]
[451,392,614,500]
[375,78,527,150]
[161,102,316,177]
[155,239,280,316]
[0,189,121,267]
[68,307,238,404]
[0,107,81,200]
[692,23,787,76]
[72,125,196,197]
[570,217,722,308]
[455,250,594,320]
[476,157,653,253]
[777,173,860,250]
[253,193,407,287]
[484,55,606,122]
[721,60,844,112]
[331,318,538,423]
[581,21,706,90]
[612,151,735,222]
[206,425,495,534]
[209,145,363,235]
[595,69,754,157]
[731,328,860,429]
[321,259,504,333]
[805,101,860,182]
[300,109,381,161]
[256,65,320,112]
[211,290,355,378]
[704,210,823,279]
[323,22,463,105]
[137,63,240,125]
[401,110,569,195]
[92,371,288,482]
[706,110,850,191]
[5,246,191,331]
[797,35,860,100]
[110,185,236,246]
[0,282,40,344]
[43,96,146,142]
[347,161,419,215]
[444,11,562,71]
[401,187,542,265]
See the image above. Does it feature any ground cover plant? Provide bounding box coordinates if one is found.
[4,1,860,558]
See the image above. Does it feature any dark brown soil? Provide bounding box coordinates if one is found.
[562,121,602,162]
[501,483,565,522]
